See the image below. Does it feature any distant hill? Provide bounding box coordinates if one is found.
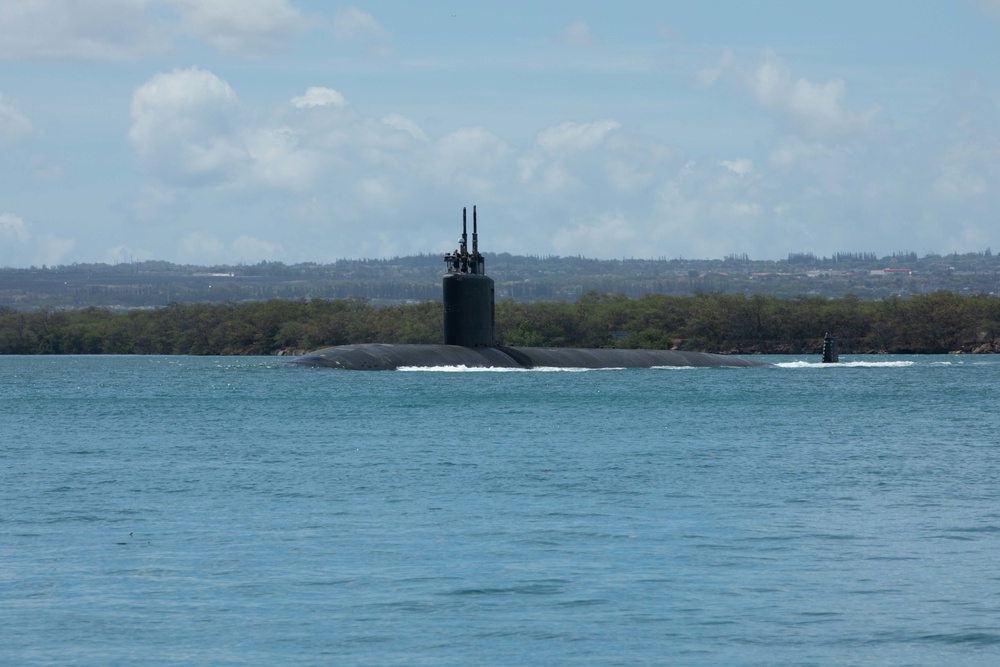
[1,250,997,311]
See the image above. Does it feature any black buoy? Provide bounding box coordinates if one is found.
[442,206,494,347]
[822,333,839,363]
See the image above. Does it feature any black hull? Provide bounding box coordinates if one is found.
[292,343,765,370]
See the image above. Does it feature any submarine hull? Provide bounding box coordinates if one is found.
[292,343,765,370]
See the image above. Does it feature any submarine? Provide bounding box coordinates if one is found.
[293,207,765,370]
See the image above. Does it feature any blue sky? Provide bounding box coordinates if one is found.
[1,1,999,267]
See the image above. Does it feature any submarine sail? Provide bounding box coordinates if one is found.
[443,206,494,347]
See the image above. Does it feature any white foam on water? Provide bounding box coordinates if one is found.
[398,365,618,373]
[774,360,916,369]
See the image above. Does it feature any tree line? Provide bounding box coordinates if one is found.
[1,291,998,356]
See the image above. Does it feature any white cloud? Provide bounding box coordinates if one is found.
[0,94,35,145]
[554,213,636,255]
[697,50,733,87]
[0,212,31,242]
[331,6,391,56]
[0,213,75,266]
[932,140,996,201]
[382,113,427,142]
[131,184,178,221]
[357,177,394,207]
[536,119,621,156]
[537,163,578,194]
[292,87,348,109]
[768,136,846,172]
[0,0,167,61]
[233,234,281,261]
[720,158,753,176]
[244,125,322,190]
[177,232,282,264]
[747,51,880,139]
[179,231,225,263]
[428,127,511,188]
[170,0,306,54]
[605,158,654,193]
[129,67,247,186]
[331,6,388,40]
[766,136,854,199]
[0,0,310,60]
[39,233,75,266]
[130,70,436,199]
[108,59,999,266]
[517,154,543,183]
[518,119,628,194]
[559,20,598,47]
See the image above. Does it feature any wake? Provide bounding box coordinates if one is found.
[774,360,916,369]
[398,365,621,373]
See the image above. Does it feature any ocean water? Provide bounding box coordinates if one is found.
[2,354,999,666]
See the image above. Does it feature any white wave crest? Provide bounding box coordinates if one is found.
[398,365,616,373]
[774,360,916,369]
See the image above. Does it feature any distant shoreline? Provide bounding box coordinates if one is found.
[2,249,998,310]
[2,292,996,357]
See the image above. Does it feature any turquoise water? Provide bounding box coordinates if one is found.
[2,355,999,665]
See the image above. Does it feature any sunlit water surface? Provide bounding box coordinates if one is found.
[3,355,999,665]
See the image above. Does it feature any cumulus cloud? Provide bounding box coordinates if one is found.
[0,94,36,145]
[647,161,772,258]
[382,113,427,142]
[243,125,321,190]
[331,6,391,56]
[697,50,734,87]
[537,163,580,194]
[747,51,880,139]
[176,232,282,263]
[428,127,511,190]
[117,63,997,266]
[932,140,996,201]
[170,0,307,54]
[0,212,31,242]
[0,0,311,60]
[233,234,281,260]
[129,67,247,186]
[536,119,621,156]
[129,70,435,198]
[0,0,167,61]
[553,213,636,256]
[39,233,75,266]
[514,120,627,195]
[720,158,753,176]
[700,49,879,140]
[604,158,655,194]
[0,213,75,266]
[179,231,225,263]
[291,87,348,109]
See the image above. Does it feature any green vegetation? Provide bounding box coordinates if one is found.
[1,291,998,356]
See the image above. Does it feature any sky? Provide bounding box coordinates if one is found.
[1,1,999,268]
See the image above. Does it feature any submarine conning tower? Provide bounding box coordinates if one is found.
[443,206,495,347]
